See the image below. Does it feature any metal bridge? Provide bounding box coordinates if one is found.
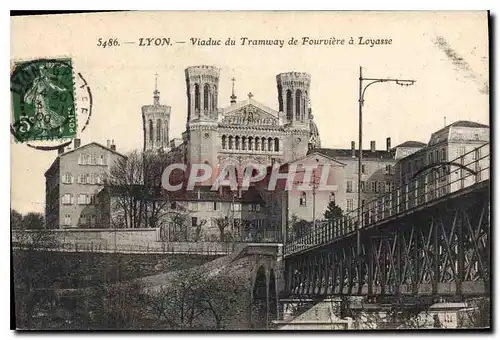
[283,143,490,299]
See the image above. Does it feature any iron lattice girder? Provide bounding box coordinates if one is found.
[285,185,490,297]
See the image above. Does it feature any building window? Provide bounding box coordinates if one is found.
[192,217,198,227]
[248,137,253,151]
[203,84,210,110]
[170,202,177,210]
[361,181,366,191]
[361,164,366,174]
[233,203,242,212]
[347,199,354,211]
[62,194,72,205]
[98,155,105,166]
[79,214,89,226]
[274,138,280,152]
[376,181,382,193]
[286,89,293,121]
[63,214,71,226]
[299,192,307,206]
[221,135,227,149]
[255,204,261,212]
[295,89,302,120]
[371,181,377,193]
[78,194,87,205]
[440,149,446,162]
[63,172,72,184]
[194,84,200,111]
[385,181,391,193]
[188,202,199,211]
[149,120,154,142]
[346,181,353,193]
[329,192,336,203]
[90,154,97,165]
[235,136,240,150]
[84,173,90,185]
[90,194,96,205]
[157,119,162,142]
[90,215,96,227]
[385,165,392,175]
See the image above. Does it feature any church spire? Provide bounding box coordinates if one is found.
[230,77,237,104]
[153,72,160,105]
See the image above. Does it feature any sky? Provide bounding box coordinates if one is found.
[10,11,489,214]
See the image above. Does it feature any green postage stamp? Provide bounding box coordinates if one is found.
[11,58,77,143]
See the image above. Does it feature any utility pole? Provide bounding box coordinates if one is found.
[357,66,416,257]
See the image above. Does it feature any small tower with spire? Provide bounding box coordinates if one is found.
[142,73,171,152]
[230,77,237,105]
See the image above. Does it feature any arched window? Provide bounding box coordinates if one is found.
[295,89,302,120]
[274,138,279,152]
[203,84,210,110]
[242,136,247,150]
[148,120,153,142]
[329,192,336,203]
[164,124,168,143]
[261,137,266,151]
[268,137,273,151]
[286,90,293,121]
[228,136,233,150]
[255,137,260,151]
[194,84,200,111]
[299,192,307,206]
[248,137,253,151]
[235,136,240,150]
[212,85,217,110]
[222,135,227,149]
[156,119,162,142]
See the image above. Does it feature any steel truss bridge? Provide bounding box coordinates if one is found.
[284,143,490,299]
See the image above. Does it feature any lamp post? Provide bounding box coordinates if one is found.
[357,66,415,257]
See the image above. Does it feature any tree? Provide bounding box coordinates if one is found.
[214,217,230,242]
[11,209,23,230]
[324,201,343,222]
[141,265,248,329]
[12,229,61,329]
[106,150,171,229]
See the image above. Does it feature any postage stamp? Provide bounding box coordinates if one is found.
[11,58,77,143]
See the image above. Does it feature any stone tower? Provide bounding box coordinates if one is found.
[142,74,171,152]
[276,72,311,162]
[185,65,220,167]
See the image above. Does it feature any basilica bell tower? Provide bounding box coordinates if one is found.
[184,65,220,167]
[142,74,171,152]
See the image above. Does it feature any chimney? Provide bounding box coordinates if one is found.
[386,137,391,152]
[370,141,376,153]
[351,141,355,157]
[110,139,116,151]
[74,138,81,149]
[107,140,111,148]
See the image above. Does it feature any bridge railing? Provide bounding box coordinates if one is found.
[285,142,490,256]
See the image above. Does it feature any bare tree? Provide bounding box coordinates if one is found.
[214,217,230,242]
[106,150,171,229]
[141,265,248,330]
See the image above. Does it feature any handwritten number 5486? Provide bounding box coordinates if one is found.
[97,38,120,48]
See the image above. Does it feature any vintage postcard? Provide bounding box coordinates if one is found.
[10,11,490,330]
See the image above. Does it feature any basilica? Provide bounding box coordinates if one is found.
[142,65,321,174]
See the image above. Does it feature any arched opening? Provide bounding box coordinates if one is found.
[212,85,217,110]
[194,84,200,111]
[222,135,227,149]
[164,124,168,143]
[156,119,162,142]
[248,137,253,151]
[295,89,302,120]
[228,136,233,150]
[286,89,293,121]
[274,138,279,152]
[261,137,266,151]
[148,120,153,142]
[203,83,210,110]
[267,137,273,152]
[235,136,240,150]
[255,137,260,151]
[251,266,268,329]
[268,270,277,326]
[242,136,247,151]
